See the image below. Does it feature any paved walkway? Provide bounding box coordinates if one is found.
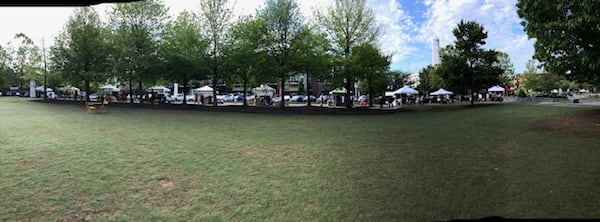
[534,101,600,109]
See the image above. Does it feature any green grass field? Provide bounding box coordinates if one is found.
[1,97,599,221]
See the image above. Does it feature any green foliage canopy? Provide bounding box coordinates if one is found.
[517,0,600,85]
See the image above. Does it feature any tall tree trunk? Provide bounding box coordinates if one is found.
[280,77,286,108]
[19,69,23,89]
[183,79,187,105]
[243,75,248,107]
[84,64,90,102]
[85,80,90,102]
[138,81,143,104]
[129,79,133,103]
[212,77,217,107]
[344,44,352,109]
[345,75,353,109]
[306,72,311,107]
[470,69,475,105]
[368,75,373,107]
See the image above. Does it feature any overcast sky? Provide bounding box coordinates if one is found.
[0,0,535,74]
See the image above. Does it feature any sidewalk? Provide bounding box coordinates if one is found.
[535,101,600,109]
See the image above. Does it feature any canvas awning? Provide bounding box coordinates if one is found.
[393,85,419,95]
[147,85,171,93]
[35,86,52,91]
[488,85,505,92]
[99,84,120,92]
[193,85,214,92]
[329,87,347,94]
[430,88,453,95]
[252,84,276,97]
[59,86,80,92]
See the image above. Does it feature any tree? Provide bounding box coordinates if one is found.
[50,7,111,101]
[347,43,390,107]
[289,25,332,107]
[161,10,208,105]
[417,65,436,95]
[316,0,380,108]
[386,70,412,91]
[523,72,563,95]
[517,0,600,85]
[256,0,304,108]
[225,15,268,106]
[109,0,168,103]
[0,44,18,89]
[437,20,503,104]
[200,0,234,106]
[9,33,42,89]
[497,51,516,88]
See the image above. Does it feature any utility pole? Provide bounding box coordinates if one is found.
[42,37,48,100]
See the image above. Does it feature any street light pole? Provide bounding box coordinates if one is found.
[42,37,48,100]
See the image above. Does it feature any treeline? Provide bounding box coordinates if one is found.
[0,0,415,108]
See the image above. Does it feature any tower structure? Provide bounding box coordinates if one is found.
[432,37,441,65]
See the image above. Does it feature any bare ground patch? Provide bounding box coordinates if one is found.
[141,176,179,211]
[532,110,600,138]
[62,207,109,222]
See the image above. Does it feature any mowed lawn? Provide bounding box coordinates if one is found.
[0,97,599,221]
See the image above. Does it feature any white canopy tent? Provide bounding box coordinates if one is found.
[430,88,454,95]
[147,85,171,93]
[192,85,215,96]
[59,86,80,92]
[99,84,120,92]
[35,86,53,92]
[393,85,419,95]
[252,84,276,97]
[329,87,347,94]
[488,85,505,92]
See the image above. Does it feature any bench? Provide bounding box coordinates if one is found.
[85,100,109,113]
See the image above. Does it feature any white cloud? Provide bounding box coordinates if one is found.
[416,0,534,72]
[0,7,73,46]
[0,0,535,73]
[0,0,330,48]
[369,0,418,63]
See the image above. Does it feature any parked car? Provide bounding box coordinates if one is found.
[222,94,236,102]
[289,95,304,102]
[233,94,245,102]
[164,93,183,103]
[213,95,225,104]
[303,95,317,102]
[185,95,195,103]
[355,95,367,102]
[89,93,99,101]
[46,91,57,99]
[271,96,281,103]
[317,95,329,103]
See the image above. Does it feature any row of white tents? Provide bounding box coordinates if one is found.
[387,85,506,96]
[36,83,507,98]
[36,84,278,96]
[389,85,454,96]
